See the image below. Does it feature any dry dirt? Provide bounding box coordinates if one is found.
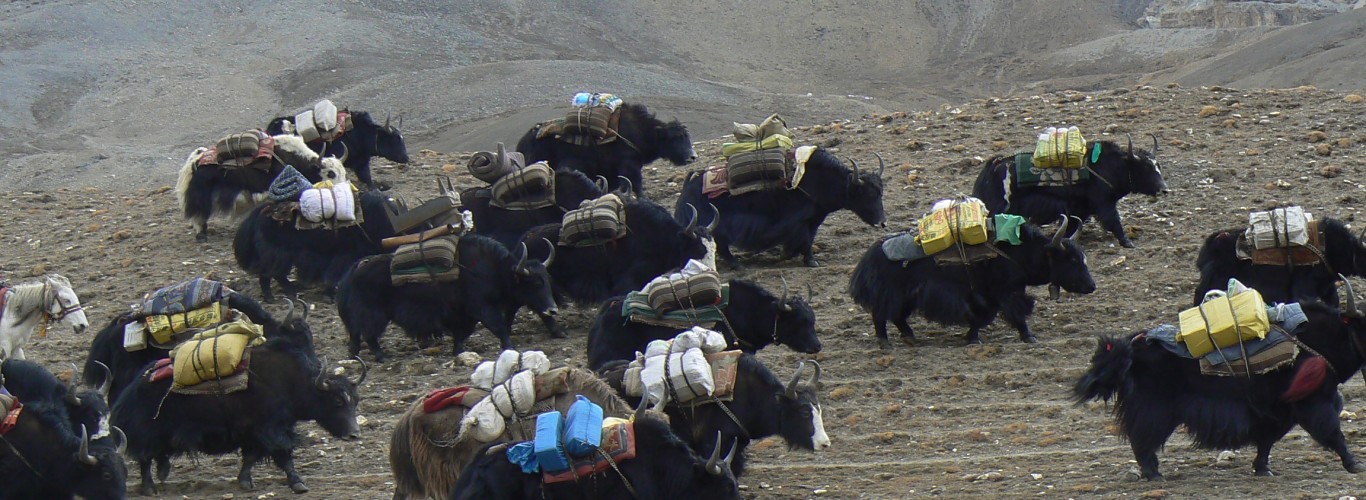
[5,84,1366,498]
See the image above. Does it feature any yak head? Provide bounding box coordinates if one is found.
[772,279,821,354]
[655,119,698,166]
[676,203,720,268]
[374,111,410,164]
[1117,134,1169,197]
[511,239,559,318]
[777,360,831,451]
[845,154,887,228]
[311,357,367,440]
[1044,218,1097,295]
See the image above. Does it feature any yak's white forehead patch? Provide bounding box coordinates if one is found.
[810,403,830,449]
[93,415,111,439]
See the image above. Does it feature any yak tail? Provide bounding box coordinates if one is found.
[1072,335,1135,405]
[1282,355,1328,402]
[175,147,209,210]
[388,409,426,500]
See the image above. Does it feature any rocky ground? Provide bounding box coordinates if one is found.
[4,84,1366,498]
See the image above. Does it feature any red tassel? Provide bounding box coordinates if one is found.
[1282,356,1327,403]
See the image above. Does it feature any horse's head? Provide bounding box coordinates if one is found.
[43,274,87,334]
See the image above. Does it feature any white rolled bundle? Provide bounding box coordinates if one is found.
[456,370,538,443]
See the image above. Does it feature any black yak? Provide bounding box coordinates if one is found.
[111,321,365,494]
[452,414,740,500]
[1,359,127,500]
[175,133,329,242]
[586,279,821,370]
[459,168,605,248]
[336,235,558,361]
[599,356,829,477]
[972,136,1168,248]
[1194,216,1366,306]
[1073,295,1366,480]
[849,218,1096,348]
[516,103,697,197]
[233,189,402,301]
[266,110,409,189]
[676,150,887,268]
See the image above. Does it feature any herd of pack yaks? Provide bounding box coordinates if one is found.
[2,99,1366,498]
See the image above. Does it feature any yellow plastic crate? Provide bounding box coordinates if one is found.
[1178,289,1269,358]
[917,199,990,255]
[1032,127,1087,169]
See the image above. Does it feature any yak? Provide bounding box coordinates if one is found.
[677,150,887,268]
[1193,216,1366,306]
[112,319,365,495]
[1073,293,1366,480]
[1,359,127,500]
[972,135,1169,248]
[81,293,291,404]
[452,414,740,500]
[336,235,558,362]
[459,168,606,248]
[585,279,821,370]
[266,110,409,189]
[849,218,1097,349]
[516,103,697,197]
[389,367,636,500]
[599,356,829,478]
[233,189,402,301]
[175,133,329,242]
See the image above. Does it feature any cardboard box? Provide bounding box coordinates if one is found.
[917,199,990,255]
[1179,289,1270,358]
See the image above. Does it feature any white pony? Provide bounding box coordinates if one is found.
[0,274,89,360]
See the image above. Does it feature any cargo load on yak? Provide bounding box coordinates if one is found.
[614,328,739,408]
[125,278,238,351]
[1011,151,1092,188]
[287,99,351,143]
[200,130,276,169]
[297,179,360,227]
[157,317,265,393]
[489,162,556,210]
[1179,279,1271,358]
[467,142,527,184]
[1238,207,1326,265]
[454,350,570,443]
[381,217,468,251]
[388,177,465,234]
[1141,283,1306,376]
[1032,126,1087,169]
[501,398,639,482]
[916,197,991,255]
[719,114,798,195]
[559,193,628,247]
[389,234,461,285]
[534,93,625,146]
[622,260,729,328]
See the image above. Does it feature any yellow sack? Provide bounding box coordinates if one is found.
[1178,288,1269,358]
[721,134,794,159]
[916,198,990,256]
[169,319,266,387]
[143,303,225,345]
[732,114,792,142]
[1032,126,1087,169]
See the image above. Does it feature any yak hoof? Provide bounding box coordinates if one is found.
[1142,473,1166,482]
[290,481,310,494]
[1254,468,1275,477]
[1020,335,1039,344]
[900,335,916,347]
[373,180,393,191]
[1345,461,1366,473]
[803,256,822,267]
[877,338,893,351]
[966,337,984,346]
[239,478,255,491]
[140,483,159,496]
[549,328,568,339]
[1120,239,1137,249]
[195,233,208,243]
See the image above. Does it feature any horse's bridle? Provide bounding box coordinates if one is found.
[41,281,83,322]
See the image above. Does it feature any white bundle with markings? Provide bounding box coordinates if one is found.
[470,349,549,390]
[635,328,727,407]
[456,370,539,443]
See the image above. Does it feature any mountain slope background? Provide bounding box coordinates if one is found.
[1,0,1364,190]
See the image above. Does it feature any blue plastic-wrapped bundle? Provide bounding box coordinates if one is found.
[563,396,604,456]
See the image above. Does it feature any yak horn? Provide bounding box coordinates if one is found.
[298,298,311,322]
[385,112,391,129]
[683,203,699,234]
[65,363,82,407]
[350,356,368,386]
[617,176,634,197]
[1069,216,1084,240]
[595,175,609,193]
[398,115,404,131]
[1126,133,1134,155]
[1148,133,1159,159]
[1050,217,1070,249]
[283,298,297,324]
[1344,275,1363,318]
[515,242,529,271]
[705,433,727,476]
[540,238,556,267]
[78,425,97,465]
[786,361,806,399]
[315,356,330,389]
[113,426,127,455]
[633,396,650,421]
[808,359,823,389]
[94,360,112,402]
[806,284,815,300]
[705,203,720,233]
[335,141,350,164]
[778,276,793,313]
[875,152,886,177]
[847,157,863,185]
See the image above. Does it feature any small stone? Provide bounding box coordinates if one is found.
[1217,450,1236,462]
[1031,473,1043,480]
[456,351,482,366]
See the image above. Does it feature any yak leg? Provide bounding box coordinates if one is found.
[1294,395,1366,474]
[192,216,209,242]
[1000,293,1038,343]
[891,313,916,346]
[138,458,158,495]
[238,448,264,490]
[1126,406,1179,480]
[156,455,172,482]
[715,234,742,270]
[269,448,309,493]
[537,311,568,339]
[1095,205,1135,248]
